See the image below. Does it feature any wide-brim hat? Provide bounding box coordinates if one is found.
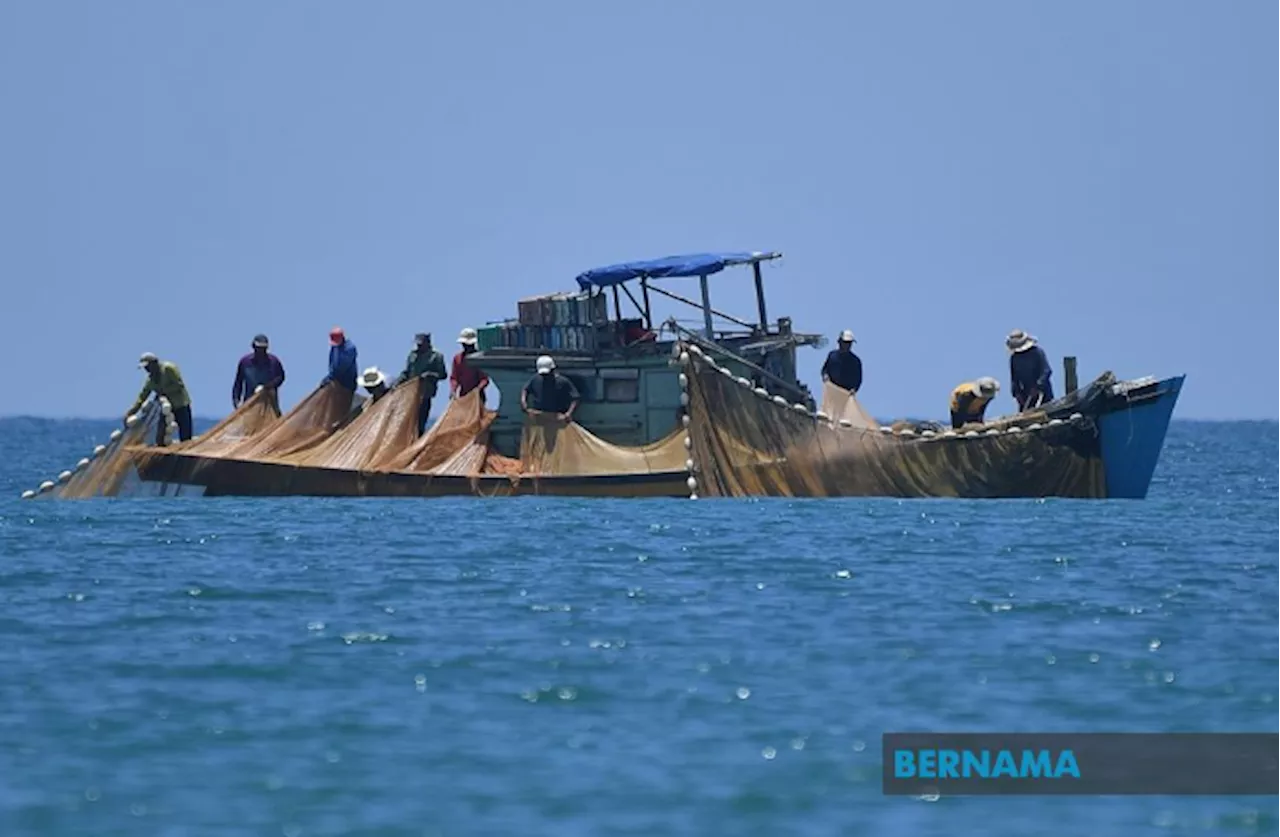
[976,377,1000,396]
[1006,329,1036,353]
[359,367,386,389]
[457,327,478,346]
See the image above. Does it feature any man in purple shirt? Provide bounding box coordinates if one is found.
[232,334,286,408]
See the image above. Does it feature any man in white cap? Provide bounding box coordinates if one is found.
[450,327,490,403]
[949,377,1000,429]
[395,332,448,435]
[125,352,194,444]
[521,355,580,423]
[821,329,863,394]
[1006,329,1054,411]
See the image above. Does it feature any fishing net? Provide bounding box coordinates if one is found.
[518,413,687,476]
[384,388,494,472]
[168,388,282,457]
[46,400,165,499]
[280,378,421,471]
[681,345,1107,498]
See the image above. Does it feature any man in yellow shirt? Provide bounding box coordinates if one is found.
[125,352,194,444]
[949,377,999,429]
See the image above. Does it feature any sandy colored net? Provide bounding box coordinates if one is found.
[215,382,363,461]
[683,349,1106,499]
[384,388,494,472]
[518,413,687,476]
[278,378,422,471]
[49,400,165,499]
[169,389,282,457]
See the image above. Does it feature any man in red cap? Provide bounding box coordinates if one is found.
[320,326,359,391]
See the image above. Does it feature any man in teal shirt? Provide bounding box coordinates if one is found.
[395,333,448,435]
[125,352,194,444]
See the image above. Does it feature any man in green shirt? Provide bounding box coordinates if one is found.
[125,352,194,445]
[395,333,447,435]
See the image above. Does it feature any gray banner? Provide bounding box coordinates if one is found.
[882,733,1278,796]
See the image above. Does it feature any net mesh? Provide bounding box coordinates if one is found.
[49,400,165,499]
[683,348,1106,498]
[517,413,687,476]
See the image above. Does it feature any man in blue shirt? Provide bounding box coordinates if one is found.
[821,329,863,394]
[231,334,286,408]
[1006,329,1054,411]
[321,326,359,391]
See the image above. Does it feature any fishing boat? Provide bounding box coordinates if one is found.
[24,251,1184,501]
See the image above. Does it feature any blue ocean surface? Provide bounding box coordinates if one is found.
[0,418,1275,836]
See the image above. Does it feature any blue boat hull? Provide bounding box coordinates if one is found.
[1096,375,1184,499]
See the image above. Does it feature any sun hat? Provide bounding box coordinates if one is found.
[976,377,1000,397]
[1006,329,1036,353]
[359,367,386,389]
[252,334,269,349]
[838,329,856,343]
[329,327,345,346]
[138,351,158,368]
[535,355,556,374]
[457,327,478,346]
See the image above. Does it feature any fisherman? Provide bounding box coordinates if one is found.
[125,352,194,444]
[231,333,286,408]
[821,329,863,394]
[321,326,359,391]
[395,332,448,435]
[1006,329,1054,411]
[949,377,1000,429]
[450,327,490,401]
[358,367,391,404]
[520,355,580,423]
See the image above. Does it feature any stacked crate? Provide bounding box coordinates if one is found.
[499,291,607,352]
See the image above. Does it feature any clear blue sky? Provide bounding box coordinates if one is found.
[1,1,1274,420]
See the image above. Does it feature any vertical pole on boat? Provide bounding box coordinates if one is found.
[1064,356,1079,394]
[698,274,715,340]
[752,261,769,332]
[640,279,652,331]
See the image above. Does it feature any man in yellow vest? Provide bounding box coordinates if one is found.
[949,377,999,429]
[125,352,194,444]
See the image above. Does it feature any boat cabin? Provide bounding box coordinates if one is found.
[467,251,824,457]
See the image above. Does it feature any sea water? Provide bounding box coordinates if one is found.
[0,418,1275,836]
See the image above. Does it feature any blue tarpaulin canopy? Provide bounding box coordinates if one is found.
[574,252,776,291]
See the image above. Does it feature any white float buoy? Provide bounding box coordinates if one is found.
[879,426,893,434]
[679,392,689,407]
[753,387,769,398]
[684,458,695,472]
[678,352,690,366]
[1006,426,1023,434]
[38,481,55,493]
[689,345,703,356]
[686,476,698,491]
[160,400,173,417]
[678,373,688,389]
[838,419,853,428]
[815,411,830,421]
[1048,418,1064,426]
[689,493,699,500]
[735,376,752,388]
[899,429,915,437]
[921,430,935,438]
[985,429,1000,436]
[93,444,107,456]
[718,366,733,377]
[772,396,788,407]
[76,458,91,470]
[1027,423,1043,431]
[683,436,692,450]
[963,431,979,438]
[21,490,36,500]
[792,403,808,413]
[1069,413,1083,421]
[109,430,123,441]
[254,385,264,394]
[57,470,73,483]
[681,414,690,428]
[125,414,140,427]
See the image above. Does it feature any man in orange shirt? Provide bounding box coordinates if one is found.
[450,328,489,405]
